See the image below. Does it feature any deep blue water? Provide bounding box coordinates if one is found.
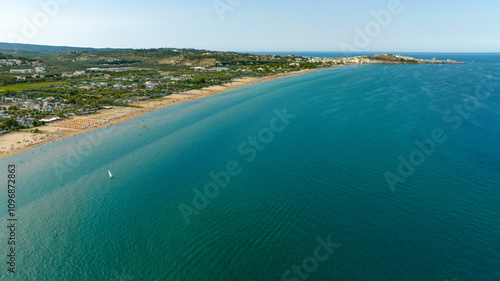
[1,54,499,280]
[254,51,500,64]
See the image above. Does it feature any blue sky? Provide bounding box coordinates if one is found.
[1,0,499,52]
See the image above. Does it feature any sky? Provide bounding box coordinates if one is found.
[1,0,499,52]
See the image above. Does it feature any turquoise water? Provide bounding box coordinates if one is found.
[1,55,500,280]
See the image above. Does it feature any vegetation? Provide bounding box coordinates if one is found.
[0,116,19,130]
[0,43,338,123]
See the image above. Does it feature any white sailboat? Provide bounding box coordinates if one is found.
[108,170,113,179]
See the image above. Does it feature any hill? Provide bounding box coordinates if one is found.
[0,42,130,55]
[0,42,312,73]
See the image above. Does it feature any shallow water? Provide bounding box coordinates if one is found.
[1,54,499,280]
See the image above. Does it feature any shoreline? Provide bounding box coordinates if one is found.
[0,66,340,159]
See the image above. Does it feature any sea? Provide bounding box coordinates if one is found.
[0,53,499,281]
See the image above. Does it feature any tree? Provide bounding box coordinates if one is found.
[1,117,19,130]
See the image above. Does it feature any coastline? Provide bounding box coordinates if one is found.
[0,66,339,159]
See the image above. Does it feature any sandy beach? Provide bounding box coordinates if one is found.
[0,68,335,159]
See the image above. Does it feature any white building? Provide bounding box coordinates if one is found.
[39,117,61,123]
[10,69,34,74]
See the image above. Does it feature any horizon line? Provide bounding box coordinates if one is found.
[0,42,499,54]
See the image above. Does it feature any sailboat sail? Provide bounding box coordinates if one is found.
[108,170,113,178]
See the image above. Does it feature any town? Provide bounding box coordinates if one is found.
[0,46,464,134]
